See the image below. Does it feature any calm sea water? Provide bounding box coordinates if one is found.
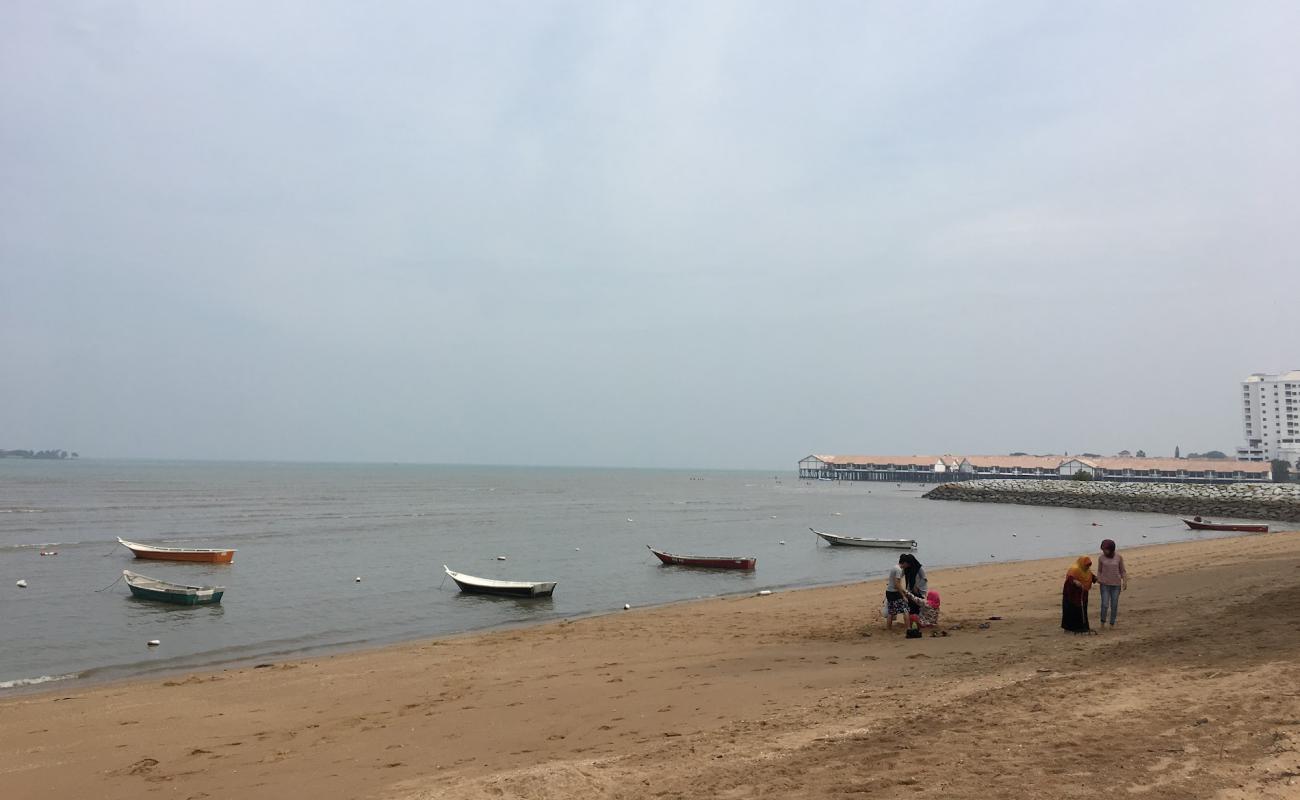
[0,459,1265,692]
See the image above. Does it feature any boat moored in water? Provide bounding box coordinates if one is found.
[646,545,756,570]
[1181,517,1269,533]
[809,528,918,549]
[117,537,236,564]
[443,565,557,597]
[123,570,225,605]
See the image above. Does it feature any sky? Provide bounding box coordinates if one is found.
[2,1,1298,470]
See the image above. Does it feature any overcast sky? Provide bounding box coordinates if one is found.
[2,2,1297,469]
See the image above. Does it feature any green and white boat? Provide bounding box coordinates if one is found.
[123,570,225,605]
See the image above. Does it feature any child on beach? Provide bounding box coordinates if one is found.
[918,590,940,628]
[883,559,909,629]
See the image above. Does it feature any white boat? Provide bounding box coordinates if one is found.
[443,565,556,597]
[809,528,917,549]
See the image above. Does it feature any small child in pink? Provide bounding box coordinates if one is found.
[918,590,941,627]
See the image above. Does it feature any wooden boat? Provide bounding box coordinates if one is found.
[1181,518,1269,533]
[810,528,918,549]
[118,537,236,564]
[123,570,224,605]
[443,565,556,597]
[646,545,756,570]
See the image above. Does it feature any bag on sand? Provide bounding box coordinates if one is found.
[905,613,922,638]
[881,600,890,619]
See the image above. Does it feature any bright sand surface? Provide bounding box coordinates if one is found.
[4,531,1300,800]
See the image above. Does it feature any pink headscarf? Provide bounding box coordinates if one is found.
[925,590,940,608]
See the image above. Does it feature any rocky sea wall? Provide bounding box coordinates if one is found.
[923,480,1300,523]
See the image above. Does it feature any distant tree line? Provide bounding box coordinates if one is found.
[1009,449,1232,459]
[0,449,78,459]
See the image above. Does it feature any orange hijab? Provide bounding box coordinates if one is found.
[1066,556,1094,590]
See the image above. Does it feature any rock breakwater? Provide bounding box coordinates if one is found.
[923,480,1300,523]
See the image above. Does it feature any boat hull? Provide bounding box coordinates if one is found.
[123,570,224,605]
[810,528,917,549]
[647,546,755,570]
[449,577,552,597]
[128,549,235,564]
[118,537,235,564]
[127,584,225,605]
[443,566,556,597]
[1182,519,1268,533]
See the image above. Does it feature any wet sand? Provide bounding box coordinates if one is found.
[4,531,1300,799]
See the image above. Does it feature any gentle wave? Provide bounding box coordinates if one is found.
[0,508,45,513]
[0,673,78,690]
[1,541,76,552]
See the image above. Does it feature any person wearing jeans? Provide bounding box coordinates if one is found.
[1095,539,1127,627]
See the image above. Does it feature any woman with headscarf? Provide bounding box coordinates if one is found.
[1095,539,1128,627]
[1061,556,1095,634]
[900,554,928,615]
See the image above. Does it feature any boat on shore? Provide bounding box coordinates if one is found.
[123,570,225,605]
[443,565,556,597]
[1181,518,1269,533]
[809,528,918,549]
[117,537,236,564]
[646,545,756,570]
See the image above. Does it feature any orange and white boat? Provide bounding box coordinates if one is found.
[117,537,236,564]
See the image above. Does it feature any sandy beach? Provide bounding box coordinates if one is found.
[4,531,1300,800]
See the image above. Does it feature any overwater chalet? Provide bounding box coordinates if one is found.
[798,454,1273,484]
[797,455,961,483]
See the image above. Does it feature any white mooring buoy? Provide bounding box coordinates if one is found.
[623,603,631,610]
[147,639,160,647]
[354,576,362,582]
[16,579,28,588]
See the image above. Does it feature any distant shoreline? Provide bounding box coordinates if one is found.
[0,449,77,460]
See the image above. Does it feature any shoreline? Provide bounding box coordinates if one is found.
[4,530,1300,799]
[1,520,1279,699]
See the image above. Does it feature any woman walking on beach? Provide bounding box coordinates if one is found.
[1096,539,1127,627]
[1061,556,1095,634]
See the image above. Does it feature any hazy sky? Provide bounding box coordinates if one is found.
[2,2,1297,469]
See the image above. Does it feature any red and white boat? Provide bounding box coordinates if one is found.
[117,537,237,564]
[647,545,755,570]
[1181,518,1269,533]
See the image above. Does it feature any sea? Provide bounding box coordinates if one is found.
[0,459,1267,693]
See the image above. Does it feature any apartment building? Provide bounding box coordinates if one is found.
[1237,370,1300,467]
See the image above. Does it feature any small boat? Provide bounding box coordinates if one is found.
[646,545,756,570]
[810,528,917,549]
[118,537,236,564]
[1181,518,1269,533]
[123,570,224,605]
[443,565,556,597]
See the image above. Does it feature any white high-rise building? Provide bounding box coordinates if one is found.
[1237,371,1300,467]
